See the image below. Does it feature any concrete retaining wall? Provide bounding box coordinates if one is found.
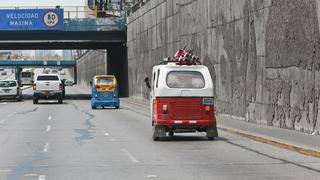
[77,50,107,86]
[127,0,320,134]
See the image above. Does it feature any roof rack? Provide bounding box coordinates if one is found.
[160,49,201,65]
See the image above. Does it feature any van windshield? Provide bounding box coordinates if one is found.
[0,81,17,88]
[96,77,114,86]
[166,71,205,89]
[22,72,32,78]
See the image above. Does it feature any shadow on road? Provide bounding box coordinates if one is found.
[158,136,228,142]
[22,94,92,100]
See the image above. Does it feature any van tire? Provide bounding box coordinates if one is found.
[153,135,159,141]
[206,126,218,140]
[58,96,63,104]
[168,131,174,137]
[152,125,165,141]
[152,126,159,141]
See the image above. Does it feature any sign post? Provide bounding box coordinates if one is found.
[0,9,64,30]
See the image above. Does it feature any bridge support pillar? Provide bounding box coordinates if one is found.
[15,67,22,82]
[107,44,128,97]
[74,65,77,85]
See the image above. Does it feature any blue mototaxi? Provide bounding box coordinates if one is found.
[90,75,120,109]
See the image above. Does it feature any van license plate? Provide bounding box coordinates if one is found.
[104,93,108,97]
[203,98,214,105]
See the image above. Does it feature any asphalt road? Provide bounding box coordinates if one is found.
[0,87,319,180]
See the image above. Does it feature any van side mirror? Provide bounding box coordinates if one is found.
[144,77,151,90]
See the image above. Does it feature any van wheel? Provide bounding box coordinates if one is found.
[152,126,160,141]
[115,105,119,109]
[17,97,22,102]
[58,96,63,104]
[33,98,38,104]
[168,131,174,137]
[206,126,218,141]
[152,125,166,141]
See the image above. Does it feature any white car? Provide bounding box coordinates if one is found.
[33,74,64,104]
[0,80,22,101]
[64,80,74,86]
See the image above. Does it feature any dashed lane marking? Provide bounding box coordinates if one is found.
[0,119,6,124]
[0,169,11,173]
[46,125,51,132]
[121,148,139,163]
[43,142,50,152]
[147,175,159,178]
[48,116,52,120]
[39,175,46,180]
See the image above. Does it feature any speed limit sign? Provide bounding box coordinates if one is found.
[43,11,59,27]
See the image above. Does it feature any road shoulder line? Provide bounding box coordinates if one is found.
[122,97,320,158]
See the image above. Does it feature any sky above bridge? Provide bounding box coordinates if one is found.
[1,0,85,7]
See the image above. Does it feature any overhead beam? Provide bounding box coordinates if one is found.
[0,60,76,67]
[0,42,126,50]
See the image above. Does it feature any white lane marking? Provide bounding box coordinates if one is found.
[147,175,159,178]
[39,175,46,180]
[24,173,38,177]
[0,169,11,173]
[0,119,6,124]
[110,138,116,141]
[43,142,50,152]
[0,102,7,105]
[8,113,15,118]
[104,132,110,136]
[48,116,52,120]
[46,125,51,132]
[121,148,139,163]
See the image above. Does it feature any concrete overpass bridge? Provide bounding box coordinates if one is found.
[0,6,128,96]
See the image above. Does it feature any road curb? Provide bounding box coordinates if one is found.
[218,125,320,158]
[123,98,320,158]
[121,98,150,109]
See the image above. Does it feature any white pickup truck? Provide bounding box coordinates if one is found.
[33,74,64,104]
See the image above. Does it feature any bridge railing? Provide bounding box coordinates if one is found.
[0,6,127,31]
[0,6,127,19]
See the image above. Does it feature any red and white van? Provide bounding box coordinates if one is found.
[145,51,218,141]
